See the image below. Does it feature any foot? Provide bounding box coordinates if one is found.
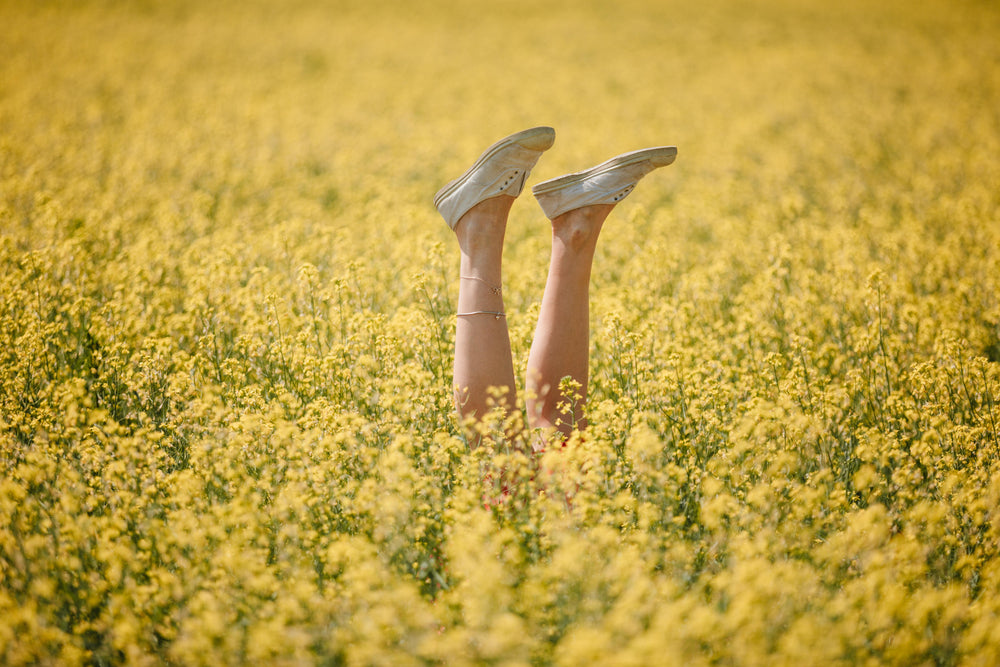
[532,146,677,220]
[434,126,556,229]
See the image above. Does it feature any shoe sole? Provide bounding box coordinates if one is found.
[433,126,556,207]
[531,146,677,195]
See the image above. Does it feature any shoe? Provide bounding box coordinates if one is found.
[531,146,677,219]
[434,126,556,229]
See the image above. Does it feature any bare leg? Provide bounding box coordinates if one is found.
[453,195,517,428]
[525,203,615,437]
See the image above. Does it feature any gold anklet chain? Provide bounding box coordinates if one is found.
[456,310,505,320]
[460,275,502,296]
[457,276,503,318]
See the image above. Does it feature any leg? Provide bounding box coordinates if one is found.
[525,203,614,437]
[525,145,677,437]
[453,195,517,428]
[434,127,556,436]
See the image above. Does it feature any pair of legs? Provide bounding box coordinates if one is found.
[438,127,676,441]
[453,195,616,440]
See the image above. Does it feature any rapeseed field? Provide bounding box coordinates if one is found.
[2,0,1000,664]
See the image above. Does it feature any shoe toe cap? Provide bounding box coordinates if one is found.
[515,127,556,152]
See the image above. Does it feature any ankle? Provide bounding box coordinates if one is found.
[551,205,611,252]
[455,196,513,253]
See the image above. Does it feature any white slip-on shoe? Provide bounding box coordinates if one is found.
[434,126,556,229]
[531,146,677,219]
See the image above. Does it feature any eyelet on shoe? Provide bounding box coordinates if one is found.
[613,185,634,202]
[500,170,520,192]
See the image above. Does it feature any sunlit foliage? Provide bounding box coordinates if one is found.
[2,0,1000,664]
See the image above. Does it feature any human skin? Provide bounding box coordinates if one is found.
[452,194,615,439]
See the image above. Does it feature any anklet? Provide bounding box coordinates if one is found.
[460,275,502,296]
[457,310,505,320]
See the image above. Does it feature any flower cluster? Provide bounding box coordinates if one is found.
[2,0,1000,664]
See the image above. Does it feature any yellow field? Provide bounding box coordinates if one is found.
[2,0,1000,664]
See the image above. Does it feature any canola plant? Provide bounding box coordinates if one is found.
[2,0,1000,664]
